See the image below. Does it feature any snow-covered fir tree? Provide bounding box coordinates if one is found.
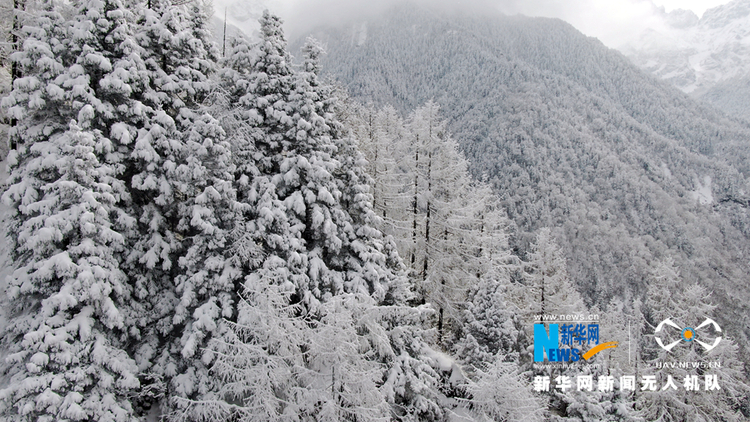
[455,270,523,369]
[127,0,241,416]
[218,10,408,312]
[170,11,449,420]
[1,120,141,421]
[0,0,148,418]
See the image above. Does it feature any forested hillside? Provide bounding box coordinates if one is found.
[299,3,750,359]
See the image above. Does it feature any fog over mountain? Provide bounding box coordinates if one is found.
[211,0,750,120]
[623,0,750,120]
[210,0,727,47]
[293,2,750,358]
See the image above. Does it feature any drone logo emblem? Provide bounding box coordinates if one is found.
[655,318,722,353]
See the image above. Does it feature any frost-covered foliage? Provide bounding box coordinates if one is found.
[173,11,446,421]
[125,0,242,414]
[3,1,747,420]
[217,11,409,309]
[1,122,140,421]
[456,274,522,369]
[305,3,750,362]
[191,280,440,421]
[635,258,750,421]
[0,0,146,418]
[0,0,242,417]
[515,228,585,321]
[467,359,543,422]
[347,101,510,344]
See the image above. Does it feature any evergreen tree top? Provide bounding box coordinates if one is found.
[257,10,292,77]
[301,37,324,76]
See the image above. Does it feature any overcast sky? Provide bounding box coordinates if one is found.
[213,0,732,48]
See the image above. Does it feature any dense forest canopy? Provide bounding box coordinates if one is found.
[299,2,750,366]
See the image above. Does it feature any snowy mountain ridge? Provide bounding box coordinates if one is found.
[622,0,750,118]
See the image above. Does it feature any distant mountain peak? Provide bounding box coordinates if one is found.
[664,8,699,29]
[701,0,750,29]
[623,0,750,119]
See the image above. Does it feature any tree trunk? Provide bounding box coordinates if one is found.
[10,0,24,147]
[411,138,419,268]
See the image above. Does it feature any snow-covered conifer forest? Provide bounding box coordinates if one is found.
[0,0,748,420]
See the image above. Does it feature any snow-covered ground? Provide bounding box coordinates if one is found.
[691,175,715,205]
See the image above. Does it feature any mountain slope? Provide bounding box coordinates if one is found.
[296,4,750,354]
[623,0,750,120]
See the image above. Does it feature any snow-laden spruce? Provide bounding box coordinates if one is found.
[125,0,243,416]
[164,11,451,421]
[217,11,409,311]
[0,0,147,419]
